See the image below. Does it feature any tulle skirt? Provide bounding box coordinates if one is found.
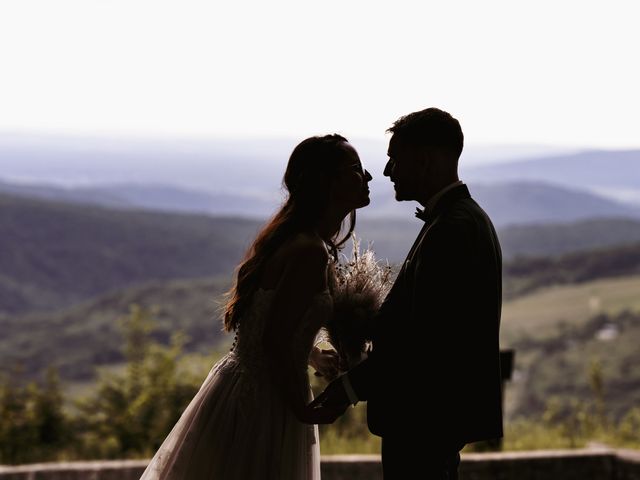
[140,354,320,479]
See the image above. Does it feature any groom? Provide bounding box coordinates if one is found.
[313,108,503,479]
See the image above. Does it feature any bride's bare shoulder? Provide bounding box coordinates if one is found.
[283,232,328,260]
[260,232,328,290]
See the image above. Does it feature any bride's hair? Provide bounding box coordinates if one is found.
[222,134,356,332]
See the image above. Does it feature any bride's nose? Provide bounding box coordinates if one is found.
[364,169,372,182]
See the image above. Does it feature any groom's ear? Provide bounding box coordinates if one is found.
[416,145,432,162]
[417,146,432,170]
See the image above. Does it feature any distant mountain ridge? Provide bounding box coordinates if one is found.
[1,132,639,212]
[367,181,640,226]
[464,149,640,206]
[2,177,639,227]
[0,179,280,217]
[465,149,640,187]
[0,133,580,189]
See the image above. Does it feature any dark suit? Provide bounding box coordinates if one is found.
[348,184,503,477]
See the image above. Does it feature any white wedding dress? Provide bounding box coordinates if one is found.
[140,287,332,480]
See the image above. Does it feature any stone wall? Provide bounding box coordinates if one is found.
[0,449,639,480]
[460,448,640,480]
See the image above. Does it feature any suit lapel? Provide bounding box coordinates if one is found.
[405,222,430,264]
[429,184,471,219]
[400,185,471,274]
[409,185,472,258]
[388,185,472,296]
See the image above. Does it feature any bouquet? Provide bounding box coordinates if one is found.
[323,236,393,369]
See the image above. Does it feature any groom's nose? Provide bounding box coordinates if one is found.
[383,159,394,177]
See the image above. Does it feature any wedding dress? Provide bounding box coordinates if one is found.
[139,287,332,480]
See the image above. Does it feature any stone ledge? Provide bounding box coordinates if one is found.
[0,449,638,480]
[461,448,617,480]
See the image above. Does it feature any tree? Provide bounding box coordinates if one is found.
[75,304,202,458]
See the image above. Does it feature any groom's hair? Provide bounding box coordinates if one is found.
[387,107,463,159]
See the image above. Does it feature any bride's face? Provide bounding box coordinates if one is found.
[331,142,372,210]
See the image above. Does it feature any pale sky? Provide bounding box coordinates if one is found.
[1,0,638,148]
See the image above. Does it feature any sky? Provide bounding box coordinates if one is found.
[1,0,639,148]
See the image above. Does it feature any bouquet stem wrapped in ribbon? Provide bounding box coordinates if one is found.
[324,236,393,370]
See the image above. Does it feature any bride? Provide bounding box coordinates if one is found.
[140,134,372,479]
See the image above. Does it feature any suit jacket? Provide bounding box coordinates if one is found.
[348,184,503,444]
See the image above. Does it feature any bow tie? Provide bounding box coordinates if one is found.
[415,207,430,222]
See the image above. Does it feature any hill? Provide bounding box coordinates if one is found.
[0,193,259,314]
[464,149,640,206]
[471,182,639,226]
[367,181,640,226]
[0,179,279,218]
[504,242,640,298]
[499,218,640,258]
[0,276,231,382]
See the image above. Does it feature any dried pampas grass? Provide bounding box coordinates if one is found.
[324,236,393,369]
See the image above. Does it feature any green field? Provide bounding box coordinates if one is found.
[500,275,640,421]
[502,274,640,345]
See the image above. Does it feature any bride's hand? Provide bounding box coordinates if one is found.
[309,347,340,381]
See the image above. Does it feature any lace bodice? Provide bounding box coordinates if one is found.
[222,288,333,378]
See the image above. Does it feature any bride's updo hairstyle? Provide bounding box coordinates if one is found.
[223,134,356,332]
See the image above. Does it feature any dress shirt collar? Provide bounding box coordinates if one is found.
[415,180,465,221]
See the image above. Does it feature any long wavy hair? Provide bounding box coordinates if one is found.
[223,134,356,332]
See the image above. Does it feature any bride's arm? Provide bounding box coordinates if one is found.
[262,239,332,422]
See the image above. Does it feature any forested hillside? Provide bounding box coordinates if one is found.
[0,193,258,314]
[0,277,230,382]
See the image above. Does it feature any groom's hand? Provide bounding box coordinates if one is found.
[299,402,348,425]
[310,377,351,409]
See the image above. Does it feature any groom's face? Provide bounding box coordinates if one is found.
[384,135,426,202]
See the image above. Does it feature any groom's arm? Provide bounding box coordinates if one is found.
[343,351,376,402]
